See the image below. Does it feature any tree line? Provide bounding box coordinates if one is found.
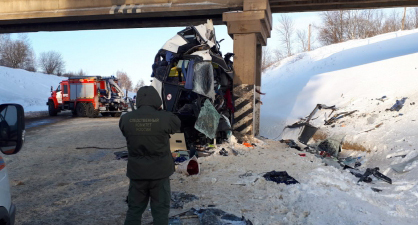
[263,8,418,71]
[0,34,145,92]
[0,34,65,75]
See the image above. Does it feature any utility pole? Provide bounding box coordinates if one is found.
[308,24,311,51]
[402,7,407,30]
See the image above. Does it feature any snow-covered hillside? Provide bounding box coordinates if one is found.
[260,29,418,222]
[0,67,65,113]
[261,29,418,138]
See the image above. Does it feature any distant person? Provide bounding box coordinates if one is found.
[119,86,181,225]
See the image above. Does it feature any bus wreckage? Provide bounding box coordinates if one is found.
[150,20,234,151]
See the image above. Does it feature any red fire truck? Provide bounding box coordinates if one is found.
[47,76,130,117]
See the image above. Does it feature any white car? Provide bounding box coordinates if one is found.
[0,104,25,225]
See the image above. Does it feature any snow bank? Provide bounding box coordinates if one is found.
[261,29,418,138]
[259,29,418,223]
[0,67,64,113]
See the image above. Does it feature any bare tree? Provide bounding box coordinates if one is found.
[77,69,87,76]
[133,79,146,92]
[261,47,275,72]
[408,7,418,29]
[276,14,294,57]
[296,29,309,52]
[0,34,35,70]
[273,48,284,62]
[39,51,65,75]
[382,9,401,33]
[116,71,133,92]
[318,11,346,45]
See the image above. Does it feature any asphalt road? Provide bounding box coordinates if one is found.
[4,116,131,225]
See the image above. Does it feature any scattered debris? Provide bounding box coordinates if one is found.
[171,192,199,209]
[316,135,345,157]
[238,171,253,178]
[387,97,408,111]
[357,167,392,184]
[325,110,357,125]
[175,156,188,163]
[299,153,306,157]
[279,104,336,144]
[231,149,239,156]
[391,154,418,173]
[114,151,128,161]
[219,148,228,156]
[176,156,200,176]
[376,96,387,102]
[263,171,299,185]
[231,183,246,186]
[280,139,302,151]
[363,122,384,133]
[371,187,383,193]
[191,208,253,225]
[243,143,254,148]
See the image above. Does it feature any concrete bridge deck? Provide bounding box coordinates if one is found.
[1,0,417,33]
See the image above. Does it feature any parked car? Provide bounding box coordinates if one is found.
[0,104,25,225]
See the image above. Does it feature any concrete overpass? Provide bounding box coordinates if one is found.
[1,0,417,138]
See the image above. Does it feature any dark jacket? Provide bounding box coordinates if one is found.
[119,86,181,180]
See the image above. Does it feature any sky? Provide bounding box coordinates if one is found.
[20,8,405,85]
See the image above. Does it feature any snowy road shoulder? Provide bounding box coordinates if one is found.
[171,139,416,225]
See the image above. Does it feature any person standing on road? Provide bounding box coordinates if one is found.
[119,86,181,225]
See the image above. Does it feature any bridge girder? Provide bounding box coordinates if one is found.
[0,0,418,33]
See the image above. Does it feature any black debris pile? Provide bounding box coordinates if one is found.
[192,208,253,225]
[356,167,392,184]
[263,171,299,185]
[219,148,228,156]
[324,110,357,125]
[171,192,199,209]
[280,139,302,151]
[387,97,408,111]
[278,104,340,146]
[114,151,128,161]
[168,208,253,225]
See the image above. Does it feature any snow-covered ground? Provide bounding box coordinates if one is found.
[259,29,418,223]
[0,67,64,113]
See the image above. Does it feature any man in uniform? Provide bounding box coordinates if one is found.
[119,86,181,225]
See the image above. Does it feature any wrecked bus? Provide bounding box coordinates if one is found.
[151,20,234,151]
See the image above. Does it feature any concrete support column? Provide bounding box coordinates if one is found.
[223,0,272,139]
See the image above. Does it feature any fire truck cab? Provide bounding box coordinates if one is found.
[47,76,129,118]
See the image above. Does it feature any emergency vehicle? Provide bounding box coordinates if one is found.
[47,76,130,117]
